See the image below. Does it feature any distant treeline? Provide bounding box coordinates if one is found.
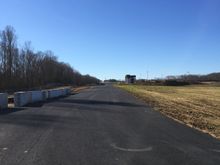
[0,26,100,91]
[166,72,220,83]
[104,79,118,83]
[135,72,220,86]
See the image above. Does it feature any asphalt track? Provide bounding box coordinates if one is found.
[0,85,219,165]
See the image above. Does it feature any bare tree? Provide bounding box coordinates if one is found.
[0,25,100,91]
[0,26,17,89]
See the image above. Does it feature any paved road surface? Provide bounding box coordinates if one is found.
[0,85,220,165]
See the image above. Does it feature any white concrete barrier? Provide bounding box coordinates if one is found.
[0,93,8,109]
[48,89,62,99]
[61,88,67,96]
[48,88,71,99]
[14,91,45,107]
[42,90,48,101]
[14,92,32,107]
[65,87,71,95]
[14,87,71,107]
[61,87,71,96]
[30,91,43,103]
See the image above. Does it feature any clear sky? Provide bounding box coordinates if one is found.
[0,0,220,80]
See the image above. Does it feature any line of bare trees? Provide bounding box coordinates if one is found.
[166,72,220,83]
[0,26,100,92]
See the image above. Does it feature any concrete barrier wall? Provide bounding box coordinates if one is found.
[42,91,48,101]
[61,89,66,96]
[14,87,71,107]
[14,92,32,107]
[0,93,8,109]
[48,88,71,99]
[61,87,71,96]
[65,88,71,95]
[31,91,43,103]
[14,91,44,107]
[61,88,68,96]
[48,89,63,99]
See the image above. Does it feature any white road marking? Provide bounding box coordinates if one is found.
[24,150,28,153]
[2,148,8,151]
[111,143,152,152]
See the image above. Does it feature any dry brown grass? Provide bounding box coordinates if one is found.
[116,84,220,139]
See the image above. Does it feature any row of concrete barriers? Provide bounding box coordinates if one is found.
[0,87,71,109]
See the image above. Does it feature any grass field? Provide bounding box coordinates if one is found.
[116,84,220,139]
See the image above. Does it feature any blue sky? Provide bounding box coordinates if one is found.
[0,0,220,80]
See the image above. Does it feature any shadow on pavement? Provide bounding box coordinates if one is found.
[25,95,72,108]
[58,99,144,107]
[0,107,26,115]
[0,113,80,128]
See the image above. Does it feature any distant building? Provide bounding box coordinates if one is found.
[125,75,136,84]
